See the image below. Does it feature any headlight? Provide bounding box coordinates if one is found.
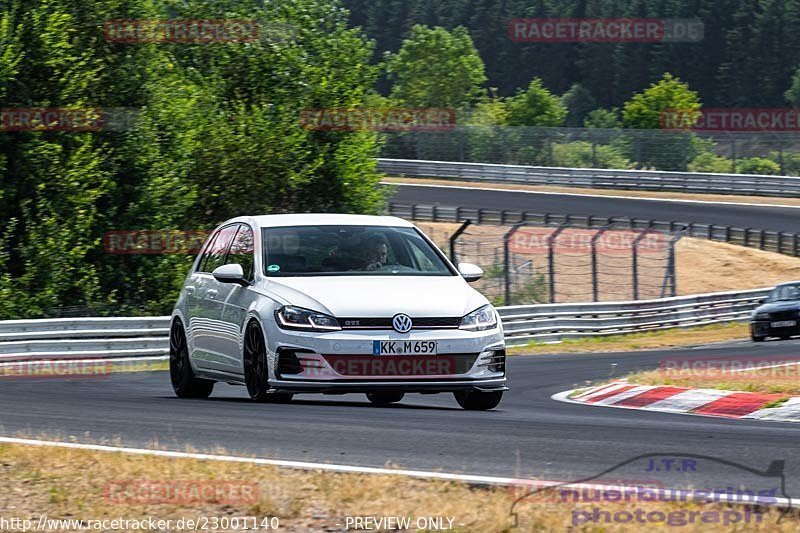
[459,304,498,331]
[754,312,770,320]
[275,306,341,332]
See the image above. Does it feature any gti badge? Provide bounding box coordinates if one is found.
[392,313,413,333]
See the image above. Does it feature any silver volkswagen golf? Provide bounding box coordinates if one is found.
[170,214,506,409]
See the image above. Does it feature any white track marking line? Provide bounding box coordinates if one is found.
[385,181,800,210]
[0,436,793,509]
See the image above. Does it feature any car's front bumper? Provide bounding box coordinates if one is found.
[751,320,800,338]
[265,326,506,393]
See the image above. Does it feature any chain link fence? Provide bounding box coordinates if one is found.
[380,127,800,174]
[416,219,679,306]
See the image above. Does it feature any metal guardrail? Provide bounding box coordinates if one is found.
[0,288,769,358]
[379,158,800,198]
[388,203,800,257]
[499,287,769,345]
[0,317,170,362]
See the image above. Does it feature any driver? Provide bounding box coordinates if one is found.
[362,235,389,271]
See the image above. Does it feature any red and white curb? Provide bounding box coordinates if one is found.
[554,381,800,422]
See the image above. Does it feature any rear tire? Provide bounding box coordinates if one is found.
[170,320,214,398]
[243,321,293,404]
[751,333,766,342]
[454,390,503,410]
[366,392,405,405]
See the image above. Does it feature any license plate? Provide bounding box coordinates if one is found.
[771,320,797,328]
[373,340,437,356]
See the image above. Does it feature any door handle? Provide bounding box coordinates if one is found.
[185,286,195,294]
[207,289,218,299]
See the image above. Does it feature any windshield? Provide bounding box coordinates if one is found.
[767,284,800,302]
[261,225,455,277]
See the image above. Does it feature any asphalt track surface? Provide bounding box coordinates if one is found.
[2,338,799,497]
[390,183,800,233]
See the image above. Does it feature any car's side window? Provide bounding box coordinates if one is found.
[226,224,255,283]
[196,229,221,273]
[203,225,238,274]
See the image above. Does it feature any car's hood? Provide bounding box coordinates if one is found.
[262,276,488,317]
[755,301,800,314]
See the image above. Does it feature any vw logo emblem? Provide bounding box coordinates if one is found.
[392,313,413,333]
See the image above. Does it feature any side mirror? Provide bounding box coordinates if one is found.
[212,264,248,286]
[458,262,483,282]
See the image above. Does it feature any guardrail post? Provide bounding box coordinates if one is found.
[449,219,472,264]
[744,228,751,247]
[759,229,765,250]
[778,231,785,254]
[477,208,484,225]
[503,223,525,306]
[725,226,731,243]
[432,205,438,222]
[410,204,417,220]
[794,234,799,257]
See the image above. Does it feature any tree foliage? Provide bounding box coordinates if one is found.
[384,25,486,109]
[0,0,385,318]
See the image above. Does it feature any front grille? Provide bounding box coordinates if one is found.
[339,317,460,329]
[322,353,478,376]
[768,310,798,321]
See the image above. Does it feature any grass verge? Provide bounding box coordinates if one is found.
[1,440,797,532]
[507,322,748,355]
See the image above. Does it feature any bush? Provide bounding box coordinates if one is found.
[736,157,781,175]
[688,152,734,173]
[551,141,633,169]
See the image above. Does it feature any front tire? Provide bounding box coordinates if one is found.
[454,390,503,410]
[366,392,404,405]
[243,321,293,404]
[170,320,214,398]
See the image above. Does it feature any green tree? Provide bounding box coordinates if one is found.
[622,73,701,129]
[561,83,596,127]
[785,65,800,107]
[584,108,621,129]
[0,0,386,318]
[506,78,566,126]
[384,25,487,109]
[621,74,702,170]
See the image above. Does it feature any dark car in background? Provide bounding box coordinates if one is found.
[750,282,800,342]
